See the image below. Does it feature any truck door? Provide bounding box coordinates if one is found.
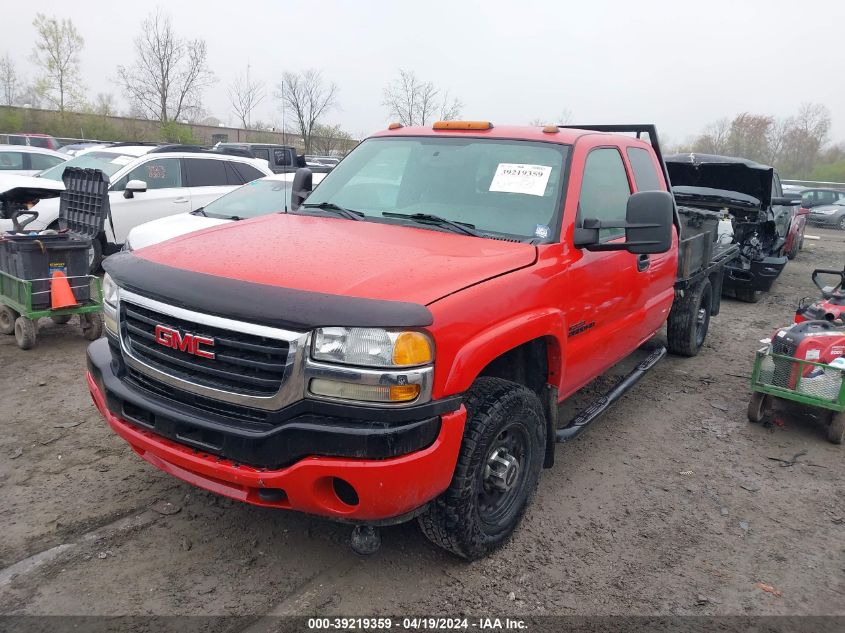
[561,145,653,394]
[623,146,677,340]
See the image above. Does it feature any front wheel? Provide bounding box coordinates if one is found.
[14,316,38,350]
[418,377,546,560]
[747,392,772,423]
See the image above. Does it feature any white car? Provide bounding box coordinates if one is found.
[0,144,67,176]
[0,144,273,265]
[125,171,327,251]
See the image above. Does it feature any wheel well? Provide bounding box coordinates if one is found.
[478,338,550,398]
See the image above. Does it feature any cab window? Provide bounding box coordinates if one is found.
[579,148,631,240]
[626,147,662,192]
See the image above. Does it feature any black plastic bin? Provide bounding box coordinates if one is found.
[0,235,91,309]
[0,168,109,309]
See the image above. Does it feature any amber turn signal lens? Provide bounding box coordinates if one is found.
[433,121,493,130]
[392,332,433,366]
[389,384,421,401]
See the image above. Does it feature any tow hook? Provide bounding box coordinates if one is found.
[350,525,381,556]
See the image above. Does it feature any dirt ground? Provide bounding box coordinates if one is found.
[1,228,843,624]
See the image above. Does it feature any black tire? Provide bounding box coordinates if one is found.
[827,412,845,445]
[418,377,546,560]
[838,217,845,231]
[80,312,104,341]
[667,278,712,357]
[0,305,19,335]
[735,288,764,303]
[50,314,72,325]
[14,316,37,350]
[747,392,771,423]
[88,237,103,274]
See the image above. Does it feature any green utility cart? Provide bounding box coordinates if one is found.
[0,168,108,349]
[748,346,845,444]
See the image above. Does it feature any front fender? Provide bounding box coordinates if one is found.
[440,308,566,396]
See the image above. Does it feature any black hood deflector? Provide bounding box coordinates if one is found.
[103,252,433,329]
[665,153,774,209]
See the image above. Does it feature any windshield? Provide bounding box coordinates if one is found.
[37,151,136,181]
[202,178,293,219]
[304,137,569,239]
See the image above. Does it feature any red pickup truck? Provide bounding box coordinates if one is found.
[88,122,734,559]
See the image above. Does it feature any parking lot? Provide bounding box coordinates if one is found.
[0,228,842,621]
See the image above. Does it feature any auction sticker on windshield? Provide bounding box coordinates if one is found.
[489,163,552,197]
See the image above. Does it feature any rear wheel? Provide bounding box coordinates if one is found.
[667,278,712,357]
[418,377,546,560]
[747,392,771,423]
[0,306,19,335]
[14,316,37,350]
[827,412,845,444]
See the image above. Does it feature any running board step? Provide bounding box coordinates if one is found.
[556,342,667,443]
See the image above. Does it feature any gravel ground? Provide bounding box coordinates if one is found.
[0,228,843,625]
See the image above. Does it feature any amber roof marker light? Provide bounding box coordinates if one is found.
[388,122,404,130]
[542,125,560,134]
[432,121,493,130]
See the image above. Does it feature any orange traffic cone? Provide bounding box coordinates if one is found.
[51,270,79,310]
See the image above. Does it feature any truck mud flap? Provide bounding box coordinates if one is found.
[556,342,666,443]
[724,255,788,292]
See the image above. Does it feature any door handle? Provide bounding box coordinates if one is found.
[173,197,189,203]
[637,254,650,272]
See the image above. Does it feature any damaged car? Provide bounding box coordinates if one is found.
[665,153,798,303]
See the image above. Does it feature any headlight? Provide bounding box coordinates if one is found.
[312,327,433,367]
[102,273,118,307]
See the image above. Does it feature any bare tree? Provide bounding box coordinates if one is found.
[0,53,17,106]
[691,117,731,155]
[229,65,265,129]
[92,92,116,117]
[116,10,215,123]
[276,69,337,154]
[30,14,84,112]
[528,109,574,126]
[310,123,353,156]
[383,69,462,126]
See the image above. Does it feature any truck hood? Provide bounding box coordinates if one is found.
[665,153,773,210]
[134,213,538,306]
[127,213,232,250]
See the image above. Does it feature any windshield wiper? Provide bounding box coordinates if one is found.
[301,201,364,220]
[191,207,207,217]
[382,212,482,237]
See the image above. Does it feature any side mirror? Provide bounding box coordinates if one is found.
[573,191,674,255]
[290,168,313,210]
[772,196,799,206]
[123,179,147,199]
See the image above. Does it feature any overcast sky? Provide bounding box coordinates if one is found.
[6,0,845,144]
